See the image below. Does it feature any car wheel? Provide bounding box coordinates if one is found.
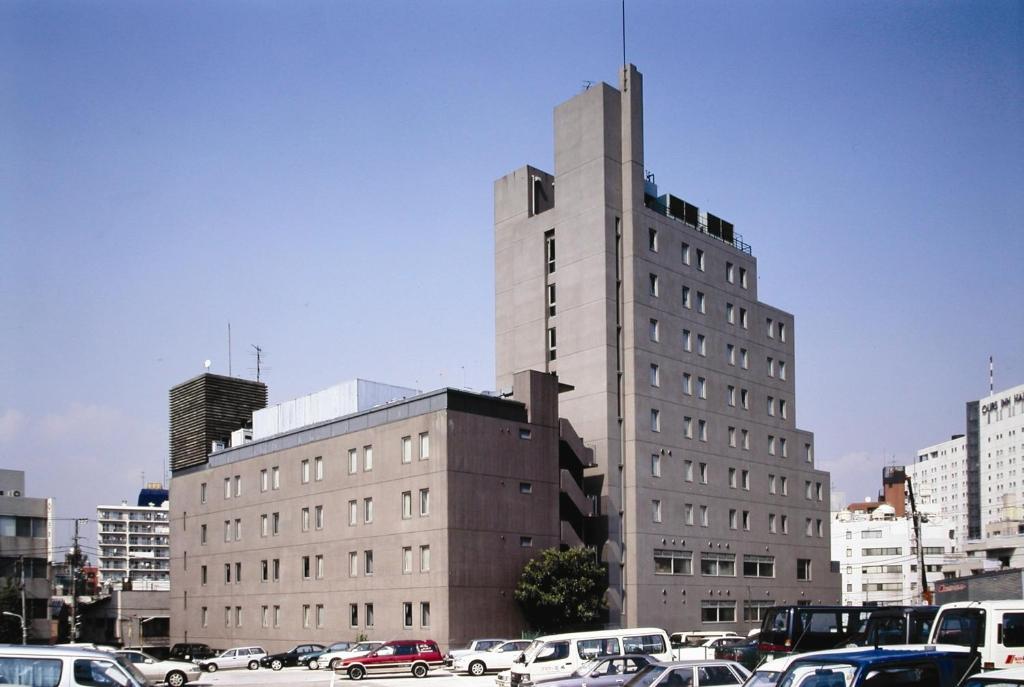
[412,663,428,678]
[330,658,342,670]
[349,665,366,680]
[165,670,187,687]
[469,661,486,677]
[271,659,284,671]
[248,660,259,670]
[308,659,320,670]
[205,663,218,673]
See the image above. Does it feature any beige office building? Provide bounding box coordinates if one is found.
[170,371,592,650]
[495,65,838,631]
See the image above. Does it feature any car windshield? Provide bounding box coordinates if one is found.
[624,664,667,687]
[778,663,856,687]
[745,671,783,687]
[353,643,376,652]
[522,640,545,662]
[328,643,350,651]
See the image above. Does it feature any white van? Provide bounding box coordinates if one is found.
[501,627,672,687]
[0,645,151,686]
[930,600,1024,670]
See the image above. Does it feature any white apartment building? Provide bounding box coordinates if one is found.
[97,486,170,591]
[832,503,958,606]
[907,435,969,545]
[979,383,1024,531]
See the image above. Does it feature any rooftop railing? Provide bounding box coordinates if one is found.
[643,194,752,255]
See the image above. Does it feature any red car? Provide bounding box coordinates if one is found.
[338,639,443,680]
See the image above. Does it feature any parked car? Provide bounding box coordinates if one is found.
[535,654,658,687]
[624,660,750,687]
[116,649,202,687]
[0,645,151,687]
[930,600,1024,670]
[772,647,979,687]
[198,645,267,672]
[675,637,746,661]
[260,643,326,670]
[445,638,508,667]
[715,637,761,672]
[168,642,217,662]
[670,633,740,651]
[316,641,385,671]
[306,642,362,670]
[837,606,938,649]
[453,639,533,676]
[337,639,444,680]
[758,606,873,660]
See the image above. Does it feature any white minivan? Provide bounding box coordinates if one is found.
[0,645,151,687]
[930,600,1024,670]
[500,627,672,687]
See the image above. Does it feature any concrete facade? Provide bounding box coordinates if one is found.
[831,505,958,606]
[494,65,838,633]
[0,469,53,641]
[979,383,1024,532]
[170,371,580,652]
[907,435,969,546]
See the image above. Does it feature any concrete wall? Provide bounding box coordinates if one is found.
[170,378,562,652]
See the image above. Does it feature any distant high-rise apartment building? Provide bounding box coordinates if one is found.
[97,483,170,591]
[169,373,267,473]
[911,381,1024,545]
[0,469,53,640]
[908,435,968,544]
[495,65,838,630]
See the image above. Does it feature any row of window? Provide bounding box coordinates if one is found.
[648,227,750,291]
[200,490,432,546]
[198,545,432,586]
[654,550,813,582]
[199,434,432,503]
[647,457,819,499]
[654,550,777,578]
[646,322,790,387]
[650,502,825,537]
[200,601,430,630]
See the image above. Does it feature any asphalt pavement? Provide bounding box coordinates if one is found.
[185,666,498,687]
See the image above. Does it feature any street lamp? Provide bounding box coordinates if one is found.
[3,610,26,645]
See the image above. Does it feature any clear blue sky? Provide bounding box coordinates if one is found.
[2,1,1022,555]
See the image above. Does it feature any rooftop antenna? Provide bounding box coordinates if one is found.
[251,345,263,382]
[989,355,994,396]
[228,323,232,377]
[621,0,627,69]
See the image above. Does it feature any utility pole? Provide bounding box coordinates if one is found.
[70,518,88,642]
[19,556,26,645]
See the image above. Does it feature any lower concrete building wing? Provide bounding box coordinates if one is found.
[169,370,600,652]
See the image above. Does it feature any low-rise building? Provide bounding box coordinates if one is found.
[831,467,959,605]
[0,469,53,641]
[169,370,596,651]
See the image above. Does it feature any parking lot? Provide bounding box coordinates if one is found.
[187,666,497,687]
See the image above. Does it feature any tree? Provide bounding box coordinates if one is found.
[514,547,606,632]
[0,580,22,643]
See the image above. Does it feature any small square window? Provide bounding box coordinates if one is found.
[651,454,661,477]
[696,249,705,271]
[650,408,661,432]
[649,273,659,297]
[650,363,660,387]
[682,242,691,265]
[652,499,662,523]
[649,319,660,342]
[649,227,658,252]
[726,262,734,283]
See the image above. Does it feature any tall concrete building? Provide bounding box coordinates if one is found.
[911,381,1024,548]
[907,435,969,545]
[495,65,838,630]
[0,469,53,640]
[170,371,593,651]
[97,484,171,591]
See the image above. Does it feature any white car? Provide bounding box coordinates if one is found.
[964,666,1024,686]
[446,639,508,667]
[316,641,385,671]
[199,645,267,672]
[454,640,533,675]
[116,650,202,687]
